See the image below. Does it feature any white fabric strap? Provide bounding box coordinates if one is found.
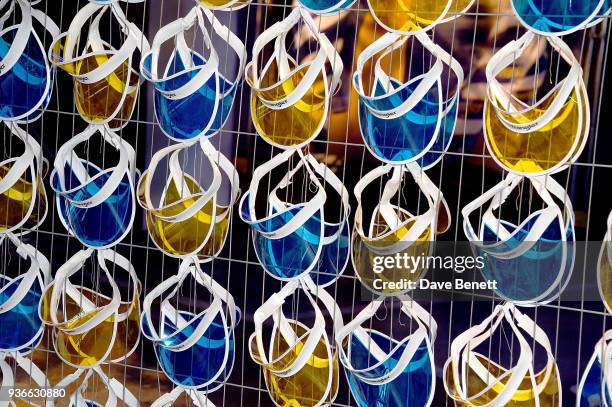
[0,0,32,77]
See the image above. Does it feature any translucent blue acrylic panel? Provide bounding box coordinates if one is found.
[309,218,350,286]
[513,0,605,33]
[0,275,43,351]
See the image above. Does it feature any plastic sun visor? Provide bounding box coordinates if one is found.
[48,3,149,129]
[137,141,224,258]
[298,0,357,15]
[140,7,245,142]
[354,32,463,167]
[50,126,137,249]
[598,211,612,314]
[367,0,475,34]
[577,330,612,407]
[140,258,239,390]
[484,32,589,176]
[511,0,609,35]
[462,174,575,305]
[39,249,141,368]
[0,234,50,354]
[443,304,562,406]
[264,153,351,287]
[0,123,47,235]
[0,0,59,122]
[245,7,343,149]
[196,0,251,11]
[337,295,437,407]
[239,150,329,281]
[352,163,451,296]
[249,279,342,407]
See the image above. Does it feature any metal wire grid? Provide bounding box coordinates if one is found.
[1,0,611,405]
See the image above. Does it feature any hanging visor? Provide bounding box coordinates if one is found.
[137,141,222,258]
[298,0,356,15]
[462,174,575,305]
[196,139,240,262]
[0,233,49,354]
[367,0,475,34]
[0,353,52,407]
[485,32,589,176]
[0,123,47,235]
[354,32,463,167]
[48,3,150,129]
[141,257,240,391]
[352,163,451,296]
[337,295,437,407]
[39,248,141,368]
[511,0,608,36]
[141,7,245,142]
[0,0,59,122]
[53,366,138,407]
[239,150,328,281]
[151,386,216,407]
[245,7,343,149]
[265,153,350,287]
[443,303,562,406]
[600,212,612,314]
[249,277,343,407]
[50,125,137,249]
[195,0,251,11]
[577,330,612,407]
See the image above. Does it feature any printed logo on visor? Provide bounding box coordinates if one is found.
[462,174,575,305]
[48,3,150,130]
[249,277,343,407]
[245,7,343,149]
[511,0,610,36]
[0,233,50,354]
[141,6,246,142]
[141,258,240,390]
[367,0,475,34]
[39,249,141,368]
[0,0,58,123]
[443,303,562,406]
[137,140,239,259]
[353,32,463,167]
[337,295,437,407]
[239,150,350,283]
[50,125,138,249]
[484,32,590,176]
[352,163,451,296]
[577,330,612,407]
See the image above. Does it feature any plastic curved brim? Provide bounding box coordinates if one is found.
[512,0,606,35]
[154,311,233,389]
[599,240,612,313]
[345,331,433,407]
[367,0,453,33]
[0,275,44,351]
[0,27,51,121]
[261,321,339,407]
[141,175,215,258]
[108,288,140,362]
[476,219,574,304]
[309,219,351,287]
[52,163,134,248]
[358,76,442,164]
[484,85,584,175]
[352,214,432,296]
[0,162,46,233]
[250,59,329,149]
[445,353,561,405]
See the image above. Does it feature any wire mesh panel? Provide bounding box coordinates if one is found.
[0,0,611,405]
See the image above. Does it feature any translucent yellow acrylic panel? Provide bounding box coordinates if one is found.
[0,164,46,232]
[353,215,431,295]
[108,288,140,361]
[196,206,231,261]
[42,289,116,367]
[140,175,214,257]
[485,87,581,174]
[369,0,452,32]
[196,0,250,8]
[599,242,612,311]
[264,323,338,407]
[251,60,327,148]
[445,354,560,406]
